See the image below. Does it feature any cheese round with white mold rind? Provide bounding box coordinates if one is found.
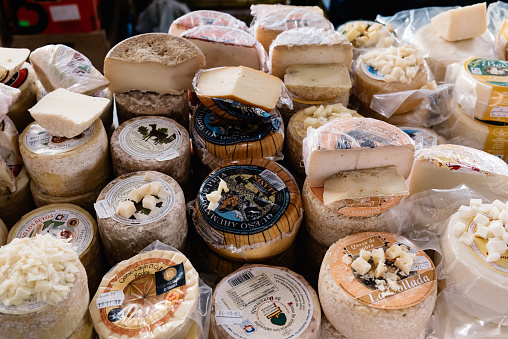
[0,47,30,83]
[319,232,437,339]
[431,3,487,42]
[7,203,105,294]
[0,218,7,245]
[211,265,320,339]
[181,25,267,71]
[5,62,37,132]
[90,248,199,339]
[96,171,187,265]
[191,105,284,170]
[104,33,206,95]
[20,119,110,197]
[269,27,353,79]
[111,116,191,188]
[194,159,303,262]
[302,117,415,187]
[0,166,35,228]
[169,10,249,36]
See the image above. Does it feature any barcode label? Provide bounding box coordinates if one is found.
[228,271,254,287]
[259,170,285,191]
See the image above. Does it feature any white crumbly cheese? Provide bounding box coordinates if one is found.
[137,183,151,197]
[342,254,352,265]
[144,172,157,181]
[474,225,489,239]
[360,249,371,261]
[149,181,162,196]
[431,3,487,41]
[394,251,414,275]
[351,257,371,275]
[473,213,489,226]
[371,248,385,266]
[206,179,229,211]
[142,195,157,210]
[116,200,136,219]
[343,21,395,48]
[128,188,143,203]
[0,48,30,83]
[459,232,475,245]
[158,188,170,200]
[302,103,355,130]
[385,244,403,260]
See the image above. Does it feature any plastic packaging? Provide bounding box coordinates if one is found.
[488,1,508,60]
[279,94,349,127]
[89,240,212,339]
[168,9,249,36]
[337,20,396,59]
[136,0,190,34]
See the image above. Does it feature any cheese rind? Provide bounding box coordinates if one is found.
[431,3,487,41]
[0,82,21,121]
[0,167,35,228]
[0,48,30,83]
[5,63,38,132]
[169,10,249,36]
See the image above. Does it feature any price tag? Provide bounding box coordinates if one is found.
[96,290,125,309]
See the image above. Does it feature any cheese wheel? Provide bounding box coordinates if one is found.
[0,166,35,228]
[356,97,430,126]
[169,10,250,36]
[191,105,284,170]
[278,94,349,127]
[211,265,320,339]
[111,116,191,189]
[96,171,187,265]
[0,218,7,245]
[320,315,346,339]
[7,203,106,294]
[90,249,200,339]
[67,312,95,339]
[319,232,437,339]
[5,63,36,132]
[195,159,303,262]
[19,119,110,197]
[115,90,190,128]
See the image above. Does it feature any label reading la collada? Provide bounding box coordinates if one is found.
[119,118,182,161]
[24,122,95,154]
[329,232,436,309]
[214,267,314,339]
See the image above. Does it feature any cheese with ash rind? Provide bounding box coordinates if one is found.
[96,171,187,265]
[431,3,487,42]
[0,167,35,228]
[169,10,249,36]
[5,63,37,132]
[303,117,415,187]
[104,33,205,95]
[0,48,30,84]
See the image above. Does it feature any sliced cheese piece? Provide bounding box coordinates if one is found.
[96,171,187,265]
[5,63,37,132]
[195,159,303,262]
[0,48,30,83]
[0,82,20,121]
[104,33,205,95]
[0,167,35,228]
[284,64,351,101]
[29,44,109,95]
[211,265,320,339]
[169,10,249,36]
[303,118,415,187]
[431,3,487,42]
[90,249,199,339]
[195,66,282,113]
[181,25,267,71]
[270,27,353,79]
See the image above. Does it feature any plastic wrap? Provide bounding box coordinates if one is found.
[0,83,20,120]
[279,94,349,127]
[89,240,212,339]
[168,10,249,36]
[136,0,190,34]
[337,20,396,59]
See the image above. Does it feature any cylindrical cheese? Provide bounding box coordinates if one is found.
[397,126,442,150]
[320,315,346,339]
[194,159,303,262]
[5,63,37,133]
[0,166,35,228]
[96,171,187,265]
[115,90,190,129]
[20,119,111,197]
[302,227,328,272]
[110,116,191,189]
[67,312,95,339]
[211,265,321,339]
[7,203,106,294]
[357,97,430,126]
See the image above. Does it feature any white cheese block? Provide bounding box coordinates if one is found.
[0,167,35,228]
[28,88,110,138]
[211,265,320,339]
[0,48,30,83]
[96,171,187,265]
[169,10,249,36]
[431,3,487,42]
[0,82,20,121]
[19,119,110,197]
[181,25,267,71]
[5,63,37,132]
[319,232,437,339]
[194,159,303,262]
[338,20,395,51]
[29,44,109,95]
[90,249,199,339]
[104,33,205,95]
[0,218,7,246]
[195,66,282,113]
[303,117,415,187]
[7,204,106,294]
[284,64,351,101]
[111,116,191,189]
[408,144,508,196]
[270,28,353,79]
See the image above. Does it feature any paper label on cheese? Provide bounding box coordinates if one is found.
[0,294,48,314]
[105,176,175,225]
[484,123,508,162]
[23,123,95,154]
[119,118,182,161]
[329,232,436,309]
[53,46,96,82]
[4,65,29,89]
[99,258,187,335]
[214,267,313,338]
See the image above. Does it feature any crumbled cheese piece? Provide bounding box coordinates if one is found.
[385,245,403,260]
[344,21,394,48]
[375,279,386,292]
[395,251,414,275]
[473,213,489,226]
[128,188,143,203]
[149,181,162,196]
[453,221,466,237]
[374,262,388,278]
[486,240,508,256]
[351,257,371,275]
[360,249,371,261]
[489,220,505,237]
[142,195,156,210]
[303,103,355,130]
[502,233,508,245]
[459,232,475,246]
[499,209,508,224]
[137,184,151,197]
[470,199,483,207]
[492,200,506,211]
[158,189,170,200]
[371,248,385,266]
[208,201,219,211]
[342,254,352,265]
[387,278,399,292]
[420,81,437,90]
[486,252,501,262]
[458,205,473,220]
[218,179,229,193]
[474,225,489,239]
[116,200,136,218]
[491,206,501,219]
[206,190,222,203]
[144,172,157,181]
[480,204,492,213]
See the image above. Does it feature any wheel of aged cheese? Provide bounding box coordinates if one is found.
[320,315,346,339]
[7,203,106,294]
[319,232,437,339]
[0,166,35,228]
[19,119,110,197]
[110,116,191,189]
[191,105,284,170]
[210,264,321,339]
[89,249,200,339]
[115,90,190,129]
[67,312,95,339]
[96,171,187,265]
[5,63,37,132]
[0,218,7,245]
[279,94,349,127]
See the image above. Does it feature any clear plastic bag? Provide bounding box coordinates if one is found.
[168,9,249,36]
[136,0,190,34]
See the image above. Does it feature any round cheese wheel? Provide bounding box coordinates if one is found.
[96,171,187,265]
[19,119,111,197]
[115,90,190,129]
[67,311,95,339]
[90,249,200,339]
[356,97,430,127]
[319,232,437,339]
[0,166,35,228]
[0,218,7,245]
[279,94,349,127]
[211,265,321,339]
[195,159,303,262]
[5,63,37,132]
[7,203,106,294]
[191,105,284,170]
[110,116,191,189]
[320,315,346,339]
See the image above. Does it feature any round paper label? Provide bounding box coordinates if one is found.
[465,57,508,87]
[24,122,95,154]
[5,65,29,89]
